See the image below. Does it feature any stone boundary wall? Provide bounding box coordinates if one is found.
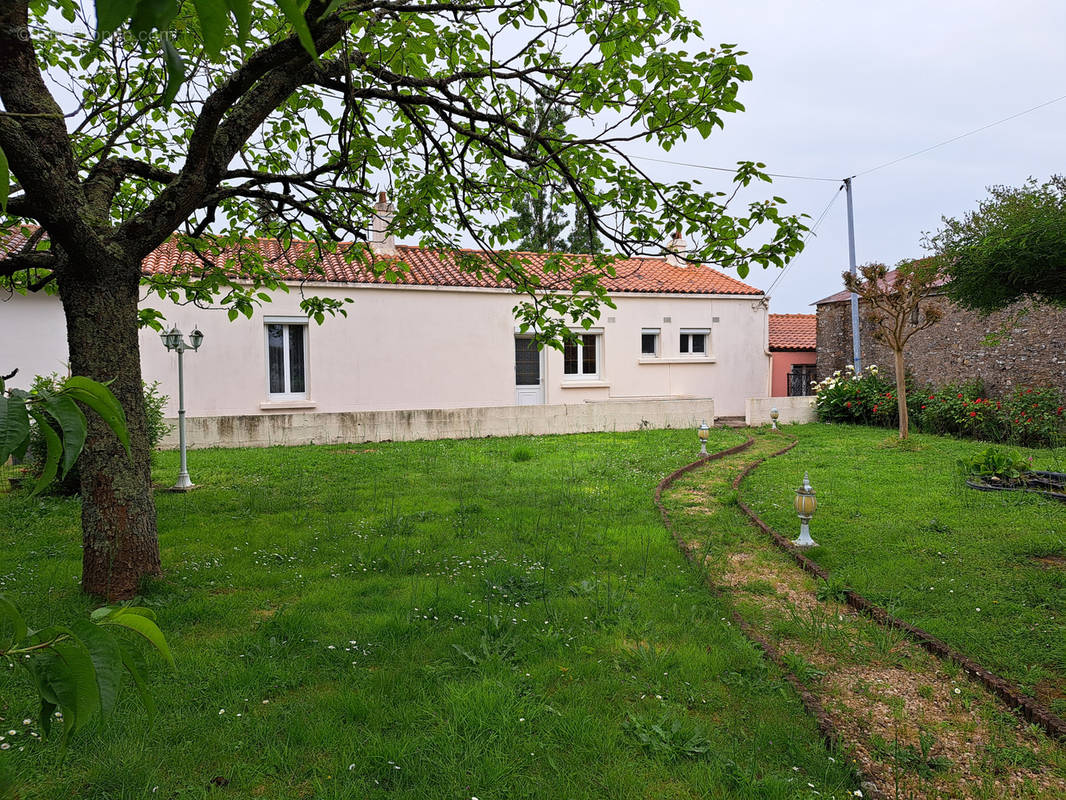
[159,398,717,449]
[816,298,1066,397]
[745,396,817,427]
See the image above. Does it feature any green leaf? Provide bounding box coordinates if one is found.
[191,0,227,57]
[71,619,123,718]
[225,0,251,40]
[50,636,101,733]
[42,393,87,479]
[0,143,8,215]
[118,641,157,722]
[27,408,62,495]
[0,394,30,465]
[62,376,131,458]
[160,37,186,107]
[103,610,175,668]
[93,0,138,38]
[276,0,317,61]
[0,594,27,647]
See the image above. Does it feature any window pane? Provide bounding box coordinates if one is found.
[267,324,285,393]
[692,334,706,354]
[679,333,690,353]
[288,325,306,393]
[582,334,597,375]
[515,337,540,385]
[563,340,578,374]
[641,333,657,355]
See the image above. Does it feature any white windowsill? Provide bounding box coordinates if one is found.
[560,381,610,389]
[638,356,716,365]
[260,399,318,410]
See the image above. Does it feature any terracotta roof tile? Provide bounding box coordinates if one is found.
[768,313,816,351]
[137,240,762,296]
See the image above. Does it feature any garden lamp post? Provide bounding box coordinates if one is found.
[770,407,779,430]
[793,471,818,547]
[698,419,710,455]
[160,325,204,491]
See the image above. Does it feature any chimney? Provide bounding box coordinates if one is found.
[369,191,396,255]
[665,229,687,267]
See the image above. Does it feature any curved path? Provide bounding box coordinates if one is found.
[656,430,1066,799]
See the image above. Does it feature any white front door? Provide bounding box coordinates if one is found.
[514,336,544,405]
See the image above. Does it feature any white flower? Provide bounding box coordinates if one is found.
[219,709,225,715]
[853,791,863,798]
[954,688,961,694]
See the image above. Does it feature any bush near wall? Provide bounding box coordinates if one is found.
[814,365,1066,447]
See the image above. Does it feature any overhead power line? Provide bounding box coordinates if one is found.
[631,154,839,183]
[853,92,1066,178]
[765,183,844,297]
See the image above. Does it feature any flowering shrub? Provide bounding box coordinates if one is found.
[814,370,1065,447]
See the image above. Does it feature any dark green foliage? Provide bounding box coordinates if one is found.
[958,446,1032,481]
[932,176,1066,312]
[24,376,170,495]
[815,368,1066,447]
[622,712,713,761]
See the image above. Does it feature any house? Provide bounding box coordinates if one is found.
[815,270,1066,396]
[768,314,816,397]
[3,208,775,446]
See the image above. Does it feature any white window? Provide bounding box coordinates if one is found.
[563,332,601,379]
[266,320,308,397]
[680,328,710,355]
[641,328,660,357]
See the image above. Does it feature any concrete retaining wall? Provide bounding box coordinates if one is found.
[160,398,717,449]
[745,396,817,427]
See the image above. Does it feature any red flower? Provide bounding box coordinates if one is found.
[1032,403,1038,408]
[1026,388,1033,394]
[957,393,963,399]
[996,402,1002,410]
[928,395,935,400]
[845,401,851,408]
[873,405,879,412]
[970,411,977,417]
[921,405,927,409]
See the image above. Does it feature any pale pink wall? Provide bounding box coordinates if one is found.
[770,350,816,397]
[5,283,770,417]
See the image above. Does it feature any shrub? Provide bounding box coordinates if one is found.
[815,370,1065,448]
[27,374,172,495]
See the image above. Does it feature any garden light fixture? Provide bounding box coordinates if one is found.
[698,419,710,455]
[770,407,779,430]
[792,471,818,547]
[160,325,204,491]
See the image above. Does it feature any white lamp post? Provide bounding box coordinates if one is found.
[698,419,710,455]
[793,471,818,547]
[160,325,203,491]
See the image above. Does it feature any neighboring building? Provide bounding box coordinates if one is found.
[2,220,774,431]
[768,314,816,397]
[815,271,1066,396]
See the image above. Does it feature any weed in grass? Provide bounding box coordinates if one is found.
[511,446,533,462]
[741,579,778,596]
[870,730,951,779]
[815,574,852,603]
[622,712,713,761]
[782,652,827,684]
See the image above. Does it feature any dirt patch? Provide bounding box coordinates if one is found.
[1032,554,1066,569]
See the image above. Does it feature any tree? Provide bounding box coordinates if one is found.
[568,201,603,254]
[842,260,943,439]
[930,176,1066,313]
[1,0,808,599]
[510,100,571,252]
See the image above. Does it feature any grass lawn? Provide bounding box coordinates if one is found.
[743,424,1066,714]
[0,429,858,800]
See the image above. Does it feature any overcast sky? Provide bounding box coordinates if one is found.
[623,0,1066,313]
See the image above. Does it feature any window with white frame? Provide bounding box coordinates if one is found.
[266,320,308,397]
[679,328,710,355]
[641,328,660,357]
[563,332,601,379]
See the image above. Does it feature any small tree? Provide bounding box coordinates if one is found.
[930,176,1066,312]
[842,261,943,439]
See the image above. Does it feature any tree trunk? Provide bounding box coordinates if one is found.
[893,347,909,439]
[58,260,160,600]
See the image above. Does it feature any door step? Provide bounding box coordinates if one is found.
[714,416,748,428]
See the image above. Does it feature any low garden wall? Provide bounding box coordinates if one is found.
[160,398,717,449]
[745,396,817,427]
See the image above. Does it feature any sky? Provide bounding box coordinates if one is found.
[620,0,1066,313]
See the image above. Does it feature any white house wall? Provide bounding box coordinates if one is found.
[2,283,768,418]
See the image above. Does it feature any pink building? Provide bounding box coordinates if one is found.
[768,314,816,397]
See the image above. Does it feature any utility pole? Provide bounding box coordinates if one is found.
[843,177,862,371]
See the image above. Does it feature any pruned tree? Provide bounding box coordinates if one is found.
[1,0,808,599]
[842,260,943,439]
[930,176,1066,313]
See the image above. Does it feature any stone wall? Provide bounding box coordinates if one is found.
[816,298,1066,396]
[160,397,717,449]
[745,396,817,427]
